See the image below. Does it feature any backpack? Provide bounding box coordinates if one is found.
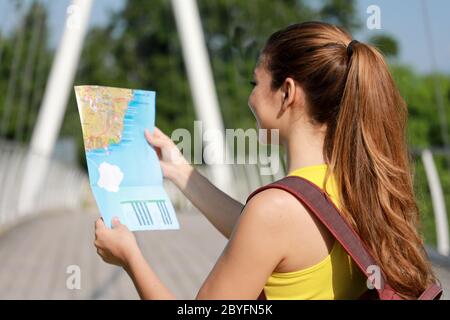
[245,175,443,300]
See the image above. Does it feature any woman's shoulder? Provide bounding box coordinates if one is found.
[244,187,315,235]
[238,188,311,265]
[244,184,336,270]
[246,188,305,214]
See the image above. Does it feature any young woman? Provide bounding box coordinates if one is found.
[94,21,437,300]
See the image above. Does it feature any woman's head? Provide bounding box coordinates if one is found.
[254,21,436,299]
[248,22,352,143]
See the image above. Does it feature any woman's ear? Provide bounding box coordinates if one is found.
[281,77,297,109]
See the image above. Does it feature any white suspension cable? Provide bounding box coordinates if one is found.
[18,0,93,215]
[170,0,234,196]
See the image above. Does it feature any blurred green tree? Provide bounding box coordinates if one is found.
[66,0,363,164]
[368,33,399,58]
[64,2,449,243]
[1,0,448,244]
[0,1,52,142]
[68,0,360,133]
[319,0,360,31]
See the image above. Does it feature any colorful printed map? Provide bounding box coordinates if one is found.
[75,85,179,231]
[77,86,133,151]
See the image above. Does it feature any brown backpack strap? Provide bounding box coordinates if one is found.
[246,176,442,300]
[418,283,443,300]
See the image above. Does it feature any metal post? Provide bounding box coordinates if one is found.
[18,0,93,214]
[422,149,449,256]
[170,0,233,196]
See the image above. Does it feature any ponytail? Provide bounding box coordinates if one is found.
[263,22,437,299]
[326,40,436,299]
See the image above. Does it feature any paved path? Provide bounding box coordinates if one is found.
[0,209,448,299]
[0,209,226,299]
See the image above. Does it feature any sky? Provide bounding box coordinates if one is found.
[354,0,450,74]
[0,0,449,74]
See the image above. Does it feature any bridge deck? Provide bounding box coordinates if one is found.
[0,209,448,300]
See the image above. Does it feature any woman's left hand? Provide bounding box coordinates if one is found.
[94,217,140,268]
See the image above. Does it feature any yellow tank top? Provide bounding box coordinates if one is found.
[263,164,367,300]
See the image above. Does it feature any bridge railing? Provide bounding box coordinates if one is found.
[0,140,89,231]
[187,149,450,257]
[1,138,448,259]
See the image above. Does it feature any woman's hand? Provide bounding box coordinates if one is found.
[145,127,193,187]
[94,217,140,269]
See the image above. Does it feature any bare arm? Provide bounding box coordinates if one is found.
[145,127,243,239]
[171,164,244,239]
[94,188,287,300]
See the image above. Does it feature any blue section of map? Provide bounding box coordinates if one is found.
[79,87,179,231]
[85,90,162,186]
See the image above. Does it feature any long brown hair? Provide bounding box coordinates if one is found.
[262,21,436,299]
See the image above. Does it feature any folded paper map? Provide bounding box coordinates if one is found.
[74,85,179,231]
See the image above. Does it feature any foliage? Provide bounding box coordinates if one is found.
[0,0,448,245]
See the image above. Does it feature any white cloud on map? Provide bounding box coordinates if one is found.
[97,162,124,192]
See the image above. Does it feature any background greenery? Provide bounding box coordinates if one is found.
[0,0,449,245]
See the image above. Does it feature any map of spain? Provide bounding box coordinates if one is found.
[76,86,133,151]
[75,85,179,231]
